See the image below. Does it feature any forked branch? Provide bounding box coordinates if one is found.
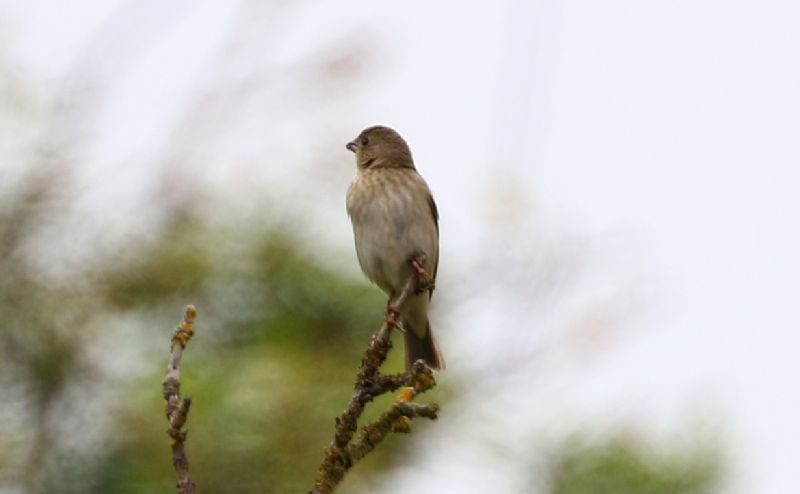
[311,267,440,494]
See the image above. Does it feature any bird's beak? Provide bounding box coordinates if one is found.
[346,141,357,152]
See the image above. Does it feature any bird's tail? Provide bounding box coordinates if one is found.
[404,320,445,371]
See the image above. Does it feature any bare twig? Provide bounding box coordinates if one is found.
[162,305,198,494]
[311,273,440,494]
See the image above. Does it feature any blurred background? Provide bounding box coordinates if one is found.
[1,1,798,493]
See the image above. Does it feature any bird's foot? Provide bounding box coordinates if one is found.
[410,254,435,295]
[384,305,406,333]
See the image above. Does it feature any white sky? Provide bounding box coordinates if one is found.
[2,1,799,493]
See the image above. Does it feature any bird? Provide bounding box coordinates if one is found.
[345,125,444,370]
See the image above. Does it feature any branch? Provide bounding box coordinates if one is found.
[162,305,198,494]
[311,274,439,494]
[347,363,439,464]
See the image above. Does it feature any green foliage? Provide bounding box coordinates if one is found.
[549,435,721,494]
[0,170,403,492]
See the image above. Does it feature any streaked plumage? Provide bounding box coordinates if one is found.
[345,125,444,370]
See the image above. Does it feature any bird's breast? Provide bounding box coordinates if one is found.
[347,170,438,294]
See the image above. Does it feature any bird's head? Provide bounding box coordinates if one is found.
[346,125,415,171]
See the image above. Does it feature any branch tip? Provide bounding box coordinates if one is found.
[162,306,198,494]
[184,304,197,321]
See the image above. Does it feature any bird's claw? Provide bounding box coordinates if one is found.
[410,255,434,295]
[414,278,435,295]
[384,306,406,333]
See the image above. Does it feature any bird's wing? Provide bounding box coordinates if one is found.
[428,193,439,300]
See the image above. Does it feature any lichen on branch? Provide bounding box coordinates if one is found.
[311,274,440,494]
[162,305,198,494]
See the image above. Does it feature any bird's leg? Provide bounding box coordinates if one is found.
[384,303,406,333]
[409,252,435,295]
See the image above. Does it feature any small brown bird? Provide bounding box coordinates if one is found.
[345,125,444,370]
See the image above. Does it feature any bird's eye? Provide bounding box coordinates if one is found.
[360,137,369,146]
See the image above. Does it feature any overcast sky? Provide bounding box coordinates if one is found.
[2,1,799,492]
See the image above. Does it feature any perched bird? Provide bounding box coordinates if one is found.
[345,125,445,370]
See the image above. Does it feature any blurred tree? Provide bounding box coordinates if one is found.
[0,167,422,492]
[547,435,721,494]
[0,3,389,491]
